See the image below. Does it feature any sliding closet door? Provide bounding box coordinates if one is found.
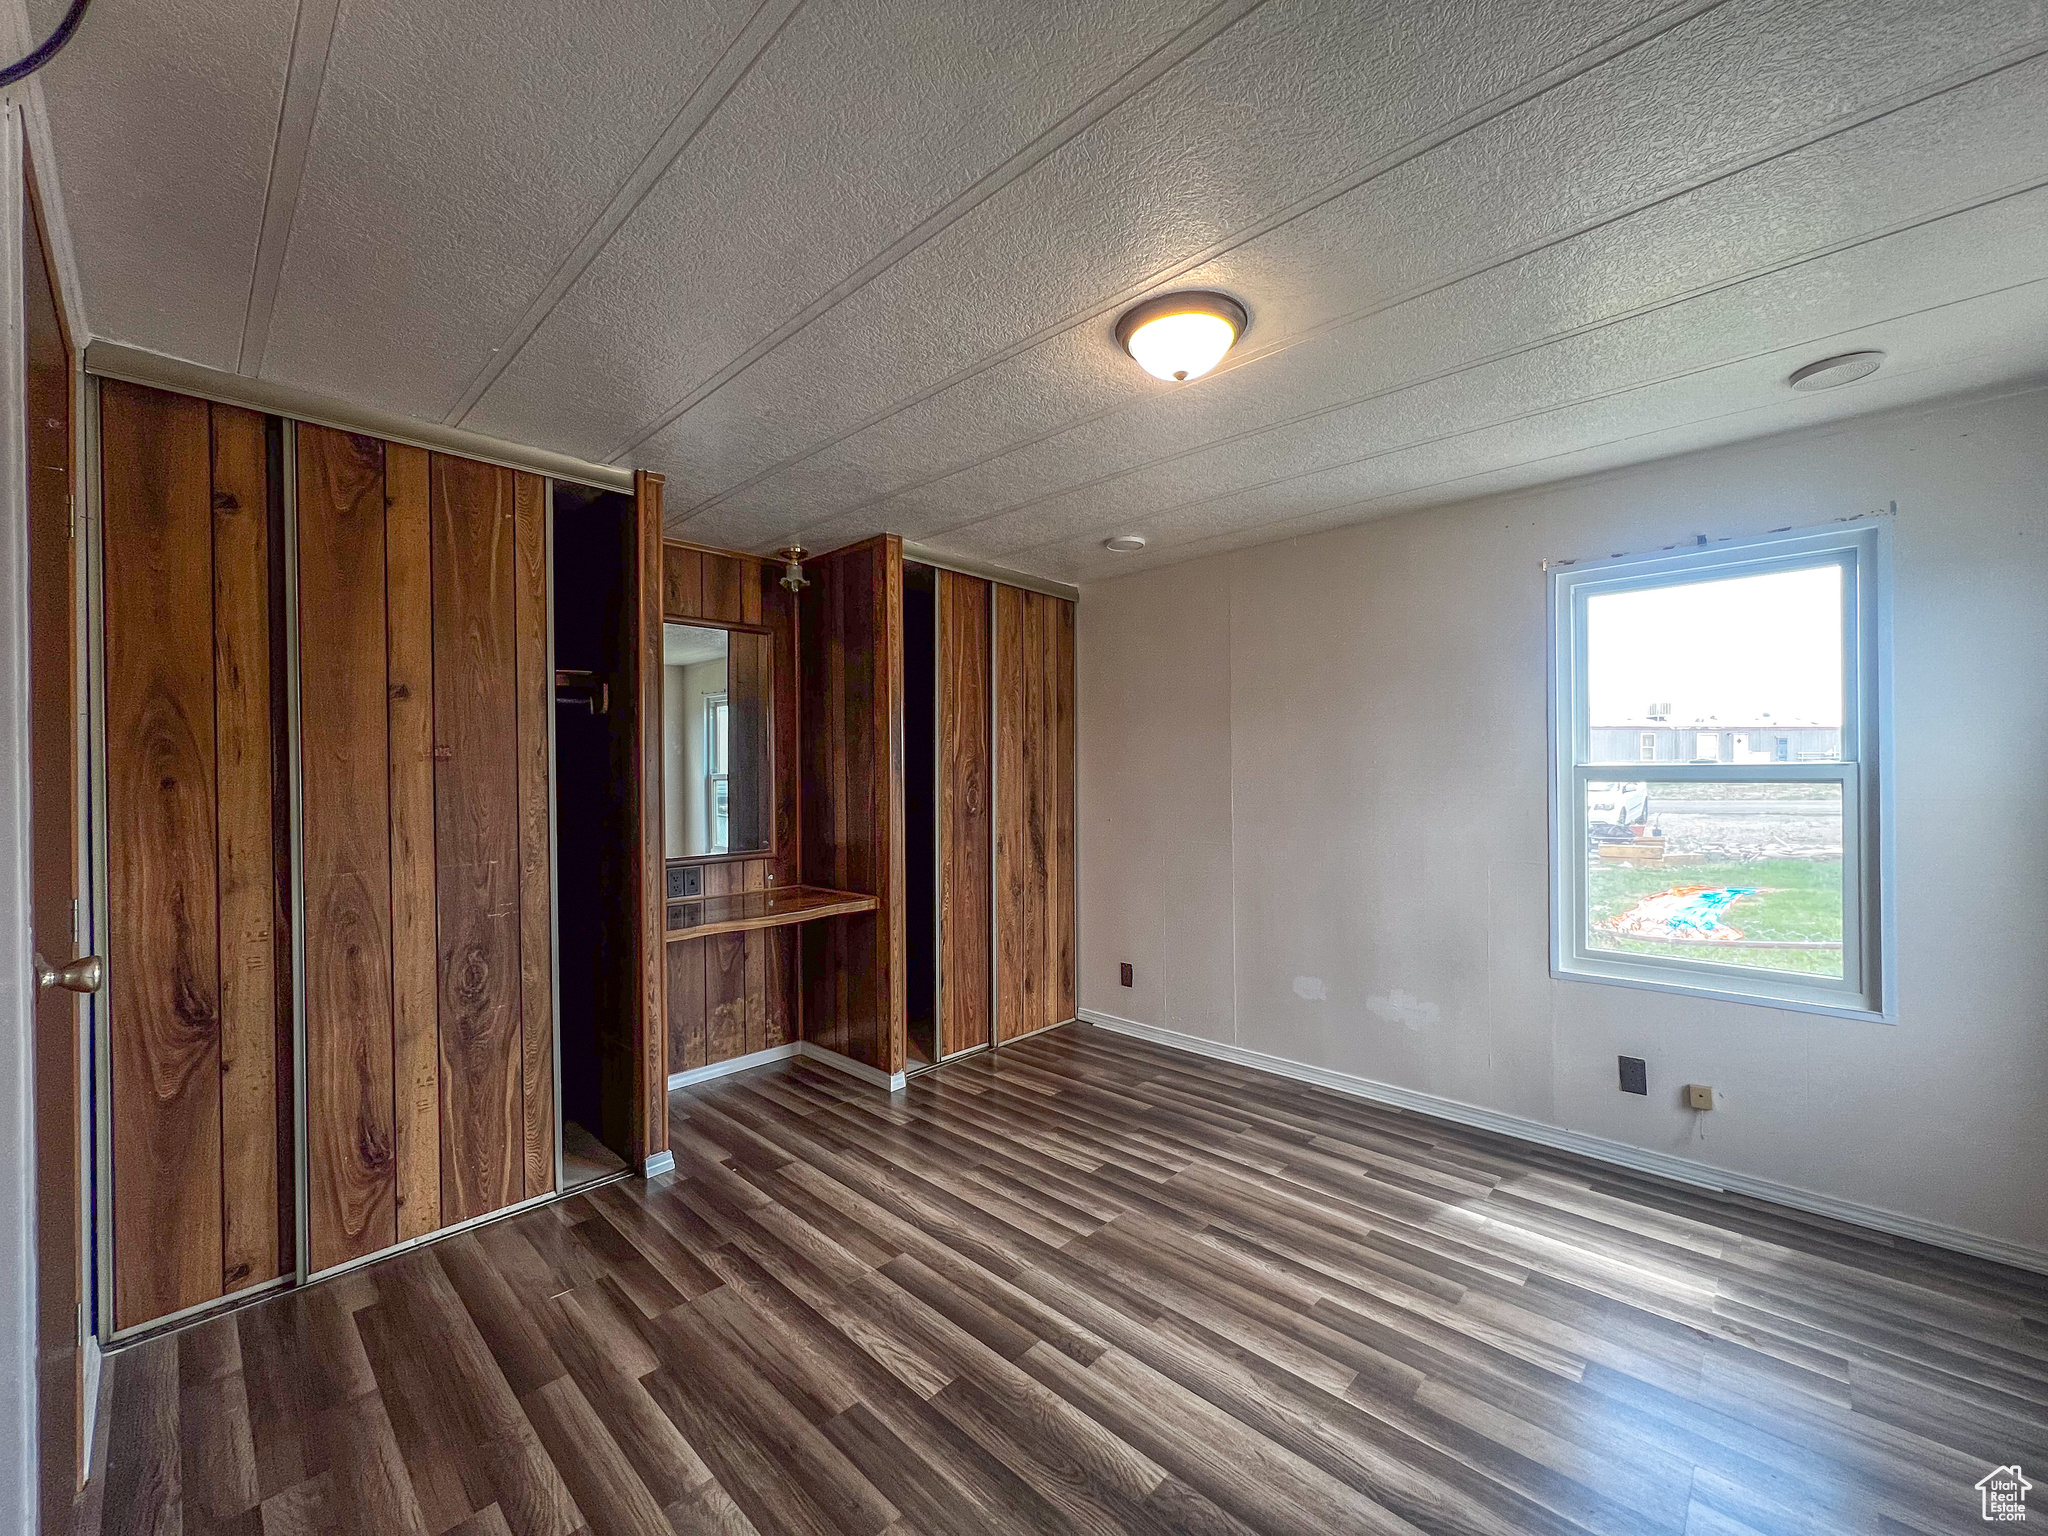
[101,381,291,1330]
[993,585,1076,1043]
[297,427,398,1271]
[797,534,906,1075]
[298,429,555,1273]
[431,455,537,1223]
[938,571,992,1057]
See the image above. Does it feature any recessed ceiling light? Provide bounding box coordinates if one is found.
[1115,291,1248,382]
[1789,351,1883,392]
[1104,534,1147,552]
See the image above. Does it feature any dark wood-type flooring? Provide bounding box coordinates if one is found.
[76,1023,2048,1536]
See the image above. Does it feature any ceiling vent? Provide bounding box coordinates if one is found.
[1789,351,1884,392]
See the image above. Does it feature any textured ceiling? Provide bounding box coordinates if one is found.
[33,0,2048,580]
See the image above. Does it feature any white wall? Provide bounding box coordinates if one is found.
[664,658,725,858]
[1078,382,2048,1262]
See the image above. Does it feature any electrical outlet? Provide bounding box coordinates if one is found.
[1618,1056,1647,1095]
[1685,1083,1715,1111]
[1119,962,1133,988]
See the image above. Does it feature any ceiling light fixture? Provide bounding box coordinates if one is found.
[1104,535,1147,553]
[777,545,810,592]
[1115,291,1248,382]
[1789,351,1883,392]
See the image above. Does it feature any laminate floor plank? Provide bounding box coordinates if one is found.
[81,1023,2048,1535]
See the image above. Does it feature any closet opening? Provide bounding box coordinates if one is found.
[551,481,639,1189]
[903,561,940,1071]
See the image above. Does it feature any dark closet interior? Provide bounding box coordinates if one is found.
[551,481,638,1187]
[903,561,939,1070]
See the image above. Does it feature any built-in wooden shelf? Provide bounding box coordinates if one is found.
[664,883,878,942]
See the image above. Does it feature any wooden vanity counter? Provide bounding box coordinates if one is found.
[664,883,877,942]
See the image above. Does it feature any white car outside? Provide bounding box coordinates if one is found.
[1587,781,1651,840]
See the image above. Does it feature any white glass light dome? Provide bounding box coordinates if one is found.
[1115,291,1248,382]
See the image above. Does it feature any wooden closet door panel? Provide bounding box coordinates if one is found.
[767,572,800,887]
[992,586,1074,1043]
[209,402,282,1292]
[384,443,440,1243]
[993,584,1026,1043]
[880,544,906,1075]
[938,571,991,1058]
[842,550,881,1067]
[512,472,554,1199]
[634,473,666,1168]
[430,454,524,1224]
[102,380,224,1326]
[297,424,397,1272]
[1022,591,1050,1034]
[1054,597,1076,1024]
[795,536,907,1072]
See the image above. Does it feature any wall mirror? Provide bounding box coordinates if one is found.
[663,622,772,860]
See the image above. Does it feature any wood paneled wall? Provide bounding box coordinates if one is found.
[798,535,905,1075]
[994,585,1076,1043]
[633,474,666,1166]
[297,425,555,1272]
[101,381,291,1330]
[296,426,395,1272]
[662,539,802,1078]
[938,571,992,1058]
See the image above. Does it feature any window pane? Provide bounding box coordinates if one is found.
[1584,781,1844,980]
[1585,564,1844,764]
[707,698,729,774]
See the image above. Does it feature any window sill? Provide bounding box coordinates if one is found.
[1549,960,1894,1024]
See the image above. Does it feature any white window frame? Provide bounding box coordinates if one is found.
[1548,521,1893,1020]
[704,691,730,853]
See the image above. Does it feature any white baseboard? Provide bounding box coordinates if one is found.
[665,1039,907,1095]
[640,1150,676,1178]
[668,1042,800,1091]
[798,1040,908,1092]
[1077,1008,2048,1277]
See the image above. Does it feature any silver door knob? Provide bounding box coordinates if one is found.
[35,953,102,995]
